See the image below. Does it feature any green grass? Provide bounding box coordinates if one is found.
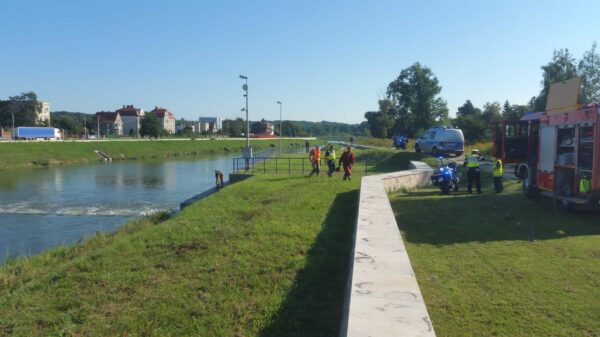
[0,139,303,170]
[241,146,437,176]
[0,173,360,337]
[389,175,600,337]
[465,141,493,157]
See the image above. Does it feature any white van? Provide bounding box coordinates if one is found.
[415,126,464,156]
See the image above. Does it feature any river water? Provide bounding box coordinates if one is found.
[0,155,232,263]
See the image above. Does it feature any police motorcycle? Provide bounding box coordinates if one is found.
[392,135,408,150]
[430,157,460,195]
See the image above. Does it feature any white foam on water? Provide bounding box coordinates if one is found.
[0,203,165,217]
[55,206,155,217]
[0,203,47,215]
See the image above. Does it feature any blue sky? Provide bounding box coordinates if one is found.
[1,0,599,123]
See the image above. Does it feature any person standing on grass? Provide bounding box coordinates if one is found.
[339,146,355,181]
[309,145,321,176]
[493,157,503,193]
[463,149,484,194]
[325,145,336,177]
[305,140,310,153]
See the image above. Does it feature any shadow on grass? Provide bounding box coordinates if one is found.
[392,180,600,245]
[259,190,359,337]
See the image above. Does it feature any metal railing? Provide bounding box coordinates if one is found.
[232,155,389,176]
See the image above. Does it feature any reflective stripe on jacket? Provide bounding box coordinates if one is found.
[492,159,503,177]
[466,154,481,168]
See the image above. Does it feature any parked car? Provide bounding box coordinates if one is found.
[415,126,464,156]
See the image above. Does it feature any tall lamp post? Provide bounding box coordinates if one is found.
[10,111,15,141]
[239,75,252,167]
[277,101,282,154]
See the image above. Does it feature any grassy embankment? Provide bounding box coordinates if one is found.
[0,139,303,170]
[390,175,600,337]
[0,143,440,336]
[0,167,367,336]
[242,145,437,176]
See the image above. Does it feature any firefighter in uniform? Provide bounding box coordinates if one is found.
[464,149,484,194]
[493,158,503,193]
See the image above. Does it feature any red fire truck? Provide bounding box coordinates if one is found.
[494,78,600,209]
[493,103,600,209]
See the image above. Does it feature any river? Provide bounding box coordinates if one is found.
[0,155,232,263]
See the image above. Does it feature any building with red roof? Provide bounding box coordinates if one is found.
[93,111,123,136]
[116,105,144,137]
[149,106,176,134]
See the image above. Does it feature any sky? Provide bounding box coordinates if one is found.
[1,0,600,124]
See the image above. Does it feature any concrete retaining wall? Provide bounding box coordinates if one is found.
[340,161,436,337]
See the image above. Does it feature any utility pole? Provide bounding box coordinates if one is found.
[277,101,282,155]
[10,111,15,141]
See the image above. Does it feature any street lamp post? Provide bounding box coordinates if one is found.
[239,75,251,159]
[10,111,15,141]
[277,101,282,154]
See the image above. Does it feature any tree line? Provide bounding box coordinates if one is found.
[0,92,44,129]
[220,118,370,138]
[365,43,600,143]
[2,98,370,139]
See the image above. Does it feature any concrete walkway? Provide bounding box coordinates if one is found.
[340,161,436,337]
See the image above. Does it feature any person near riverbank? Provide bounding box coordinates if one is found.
[325,145,336,177]
[309,145,321,176]
[339,146,355,181]
[305,140,310,153]
[215,170,224,188]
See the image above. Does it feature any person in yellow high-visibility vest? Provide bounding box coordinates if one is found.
[463,149,484,194]
[493,158,503,193]
[325,145,336,177]
[580,175,591,194]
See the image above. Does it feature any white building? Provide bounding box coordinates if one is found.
[116,105,145,137]
[37,102,51,124]
[198,117,222,133]
[149,106,176,134]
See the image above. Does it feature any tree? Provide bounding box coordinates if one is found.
[578,42,600,104]
[532,49,578,111]
[0,91,40,128]
[140,113,161,138]
[456,100,480,118]
[386,63,448,136]
[502,100,529,120]
[482,101,502,125]
[364,99,395,138]
[454,114,487,143]
[51,114,84,137]
[222,118,245,137]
